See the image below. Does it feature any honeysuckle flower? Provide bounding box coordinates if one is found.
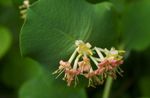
[84,68,105,87]
[100,47,125,60]
[19,0,30,19]
[75,40,93,55]
[94,67,105,75]
[52,60,71,78]
[96,47,125,78]
[59,60,71,69]
[63,69,80,86]
[78,56,91,73]
[53,40,125,87]
[88,75,102,87]
[19,0,30,9]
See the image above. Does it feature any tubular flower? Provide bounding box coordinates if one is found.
[19,0,30,19]
[78,56,91,73]
[63,69,80,86]
[53,40,125,87]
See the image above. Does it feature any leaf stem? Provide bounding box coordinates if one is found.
[102,76,113,98]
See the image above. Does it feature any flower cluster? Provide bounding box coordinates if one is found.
[53,40,125,87]
[19,0,30,19]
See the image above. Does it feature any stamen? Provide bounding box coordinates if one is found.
[118,66,124,73]
[74,76,79,87]
[55,69,65,79]
[115,68,123,77]
[88,78,95,87]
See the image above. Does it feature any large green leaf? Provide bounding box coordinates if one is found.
[122,0,150,51]
[109,0,126,13]
[86,0,108,4]
[19,74,87,98]
[20,0,118,67]
[0,26,12,59]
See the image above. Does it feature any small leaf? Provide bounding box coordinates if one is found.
[0,26,12,59]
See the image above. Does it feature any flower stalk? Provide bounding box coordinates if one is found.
[102,76,113,98]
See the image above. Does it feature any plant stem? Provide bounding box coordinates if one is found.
[102,76,113,98]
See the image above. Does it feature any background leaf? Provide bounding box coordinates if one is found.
[1,50,44,89]
[0,0,12,6]
[122,0,150,51]
[0,26,12,59]
[19,74,87,98]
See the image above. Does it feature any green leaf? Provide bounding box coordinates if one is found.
[0,26,12,59]
[109,0,126,13]
[86,0,108,4]
[1,50,44,89]
[122,0,150,51]
[20,0,118,67]
[19,74,87,98]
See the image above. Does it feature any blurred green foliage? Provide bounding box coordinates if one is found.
[1,50,44,89]
[0,0,150,98]
[19,73,87,98]
[0,26,12,59]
